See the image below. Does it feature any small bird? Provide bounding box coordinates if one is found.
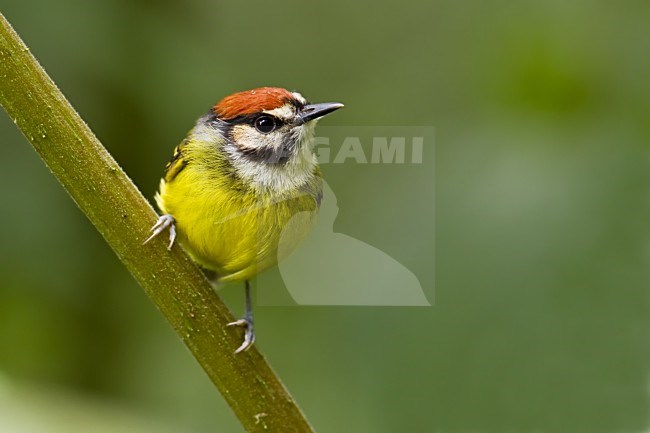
[145,87,343,353]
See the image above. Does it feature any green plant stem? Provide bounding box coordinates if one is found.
[0,12,314,433]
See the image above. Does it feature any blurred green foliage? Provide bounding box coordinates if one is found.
[1,1,649,432]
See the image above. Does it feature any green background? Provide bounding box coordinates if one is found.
[1,1,649,432]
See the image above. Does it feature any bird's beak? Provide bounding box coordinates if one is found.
[298,102,344,123]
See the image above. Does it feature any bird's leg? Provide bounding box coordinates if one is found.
[143,214,176,250]
[228,280,255,354]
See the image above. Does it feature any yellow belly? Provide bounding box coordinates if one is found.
[156,169,320,283]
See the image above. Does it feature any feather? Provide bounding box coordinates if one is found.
[214,87,298,120]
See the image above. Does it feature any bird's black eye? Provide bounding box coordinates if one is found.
[254,115,277,134]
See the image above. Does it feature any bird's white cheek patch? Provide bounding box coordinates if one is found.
[226,123,318,194]
[231,125,283,152]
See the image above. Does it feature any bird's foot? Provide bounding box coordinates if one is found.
[227,315,255,354]
[143,214,176,250]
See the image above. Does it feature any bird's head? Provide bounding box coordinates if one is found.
[191,87,342,193]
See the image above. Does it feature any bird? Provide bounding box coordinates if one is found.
[144,87,343,353]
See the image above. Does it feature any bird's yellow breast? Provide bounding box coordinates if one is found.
[156,140,321,283]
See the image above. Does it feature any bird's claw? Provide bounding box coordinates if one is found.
[227,316,255,354]
[143,214,176,250]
